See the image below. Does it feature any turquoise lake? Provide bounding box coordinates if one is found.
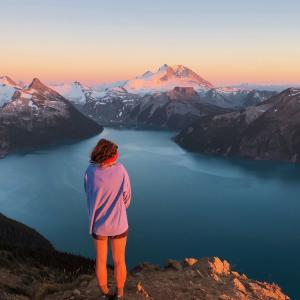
[0,128,299,298]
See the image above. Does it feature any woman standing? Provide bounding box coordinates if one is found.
[84,139,131,300]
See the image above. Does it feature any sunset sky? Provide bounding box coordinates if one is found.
[1,0,300,86]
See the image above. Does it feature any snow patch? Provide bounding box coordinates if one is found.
[50,82,87,104]
[290,92,300,96]
[0,85,16,107]
[28,100,38,109]
[20,91,32,99]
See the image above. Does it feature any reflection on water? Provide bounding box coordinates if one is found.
[0,128,299,298]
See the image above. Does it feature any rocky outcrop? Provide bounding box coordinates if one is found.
[0,253,290,300]
[175,88,300,163]
[0,78,103,158]
[0,213,290,300]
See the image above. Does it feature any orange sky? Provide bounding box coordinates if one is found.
[1,1,300,86]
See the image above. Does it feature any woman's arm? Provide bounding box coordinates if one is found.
[123,168,131,208]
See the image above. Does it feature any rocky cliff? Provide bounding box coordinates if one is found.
[0,213,290,300]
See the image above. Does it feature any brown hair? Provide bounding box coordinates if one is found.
[90,138,118,164]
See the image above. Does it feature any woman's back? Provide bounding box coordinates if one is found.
[85,138,131,299]
[84,162,131,236]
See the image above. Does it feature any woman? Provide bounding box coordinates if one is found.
[84,138,131,300]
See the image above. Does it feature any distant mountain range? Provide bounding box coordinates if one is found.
[0,77,102,158]
[1,65,299,162]
[175,88,300,163]
[46,65,276,129]
[49,64,276,108]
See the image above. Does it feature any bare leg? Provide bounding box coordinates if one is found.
[111,236,127,297]
[94,238,109,295]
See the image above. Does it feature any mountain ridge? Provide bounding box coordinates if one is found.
[175,88,300,163]
[0,77,103,158]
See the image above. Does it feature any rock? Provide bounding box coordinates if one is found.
[87,278,98,290]
[231,271,240,277]
[184,257,198,266]
[79,280,88,288]
[63,290,73,299]
[131,262,161,273]
[136,281,152,298]
[248,282,288,300]
[208,257,230,275]
[72,289,81,296]
[165,259,183,270]
[219,295,234,300]
[232,278,246,293]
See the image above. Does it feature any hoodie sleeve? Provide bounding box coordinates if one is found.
[84,172,87,194]
[122,167,132,209]
[84,170,95,234]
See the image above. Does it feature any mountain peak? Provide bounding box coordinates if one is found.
[124,64,214,95]
[158,64,169,72]
[28,78,49,91]
[0,75,18,86]
[73,81,83,87]
[161,64,214,88]
[170,64,185,70]
[141,71,153,78]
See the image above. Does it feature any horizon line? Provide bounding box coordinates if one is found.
[2,74,300,89]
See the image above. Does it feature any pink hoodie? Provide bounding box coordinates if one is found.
[84,162,131,236]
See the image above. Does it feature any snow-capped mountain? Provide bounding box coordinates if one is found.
[123,64,214,95]
[45,65,276,129]
[50,65,276,110]
[49,64,215,103]
[0,77,102,158]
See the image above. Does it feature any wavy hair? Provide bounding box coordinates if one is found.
[90,138,118,164]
